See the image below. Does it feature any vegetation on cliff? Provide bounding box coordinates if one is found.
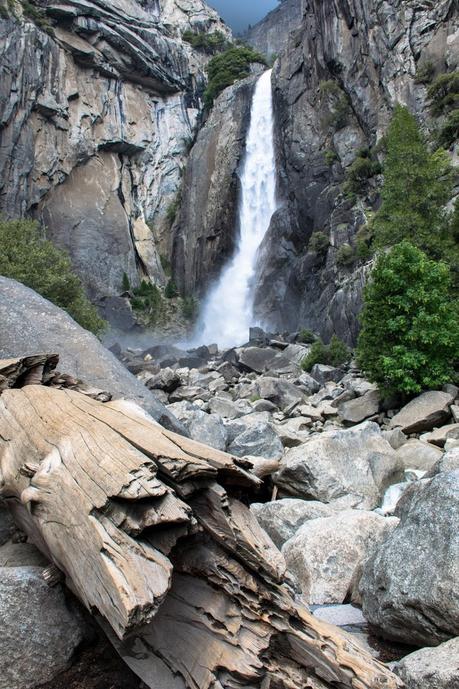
[357,242,459,396]
[0,219,105,334]
[204,45,266,107]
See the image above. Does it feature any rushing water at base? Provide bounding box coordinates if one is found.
[194,69,277,348]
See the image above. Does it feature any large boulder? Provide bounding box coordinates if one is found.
[228,422,284,460]
[250,499,333,548]
[237,347,280,374]
[390,391,454,434]
[252,377,305,411]
[274,422,401,509]
[394,637,459,689]
[0,567,87,689]
[282,510,398,605]
[338,389,380,424]
[395,439,443,472]
[0,278,183,433]
[183,410,228,452]
[360,470,459,646]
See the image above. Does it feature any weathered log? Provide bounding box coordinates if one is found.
[0,379,402,689]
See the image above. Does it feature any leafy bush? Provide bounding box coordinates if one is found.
[181,296,199,321]
[357,242,459,396]
[298,328,316,344]
[302,335,351,371]
[324,148,338,166]
[319,81,350,130]
[0,218,105,334]
[204,46,267,107]
[165,279,178,299]
[414,60,435,85]
[336,243,355,267]
[166,196,180,226]
[121,272,131,292]
[182,30,228,54]
[437,109,459,149]
[342,152,382,197]
[309,231,329,255]
[131,280,165,327]
[427,71,459,116]
[372,105,454,260]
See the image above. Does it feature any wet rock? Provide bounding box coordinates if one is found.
[275,422,400,509]
[395,439,443,472]
[311,364,345,385]
[389,391,454,434]
[360,470,459,646]
[393,637,459,688]
[228,422,284,461]
[338,389,380,424]
[0,567,87,689]
[282,510,398,605]
[251,499,333,548]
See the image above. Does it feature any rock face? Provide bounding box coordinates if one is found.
[394,637,459,689]
[282,510,397,604]
[244,0,303,58]
[252,0,458,343]
[0,0,230,303]
[0,567,87,689]
[0,277,183,432]
[274,421,400,509]
[360,470,459,646]
[172,74,258,296]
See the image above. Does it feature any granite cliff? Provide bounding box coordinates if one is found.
[0,0,230,309]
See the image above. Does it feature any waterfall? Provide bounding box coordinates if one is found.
[195,69,277,348]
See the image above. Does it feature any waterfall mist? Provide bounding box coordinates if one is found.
[194,69,277,348]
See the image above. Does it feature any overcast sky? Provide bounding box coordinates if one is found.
[209,0,279,33]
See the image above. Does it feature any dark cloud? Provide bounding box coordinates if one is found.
[209,0,279,33]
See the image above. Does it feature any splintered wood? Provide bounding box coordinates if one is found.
[0,364,402,689]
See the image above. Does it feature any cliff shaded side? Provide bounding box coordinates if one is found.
[244,0,303,59]
[0,0,230,304]
[253,0,458,343]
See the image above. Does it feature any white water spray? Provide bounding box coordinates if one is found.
[195,69,277,348]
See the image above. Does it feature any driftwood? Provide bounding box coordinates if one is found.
[0,357,402,689]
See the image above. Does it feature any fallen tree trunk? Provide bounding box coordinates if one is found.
[0,361,402,689]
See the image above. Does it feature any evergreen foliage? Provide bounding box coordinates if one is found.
[0,218,105,334]
[298,328,316,344]
[357,242,459,396]
[301,336,351,372]
[309,231,329,255]
[182,30,228,54]
[204,46,267,107]
[131,280,165,327]
[372,105,455,264]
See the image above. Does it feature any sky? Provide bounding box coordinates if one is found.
[209,0,279,33]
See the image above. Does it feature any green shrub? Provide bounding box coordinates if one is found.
[21,0,53,33]
[181,296,199,321]
[343,154,382,197]
[131,280,165,327]
[437,109,459,149]
[0,218,105,334]
[160,253,172,277]
[414,60,436,85]
[324,149,338,166]
[357,242,459,396]
[301,335,351,371]
[427,71,459,116]
[319,80,342,97]
[166,197,180,226]
[204,46,267,107]
[309,231,329,255]
[182,30,228,54]
[164,279,178,299]
[298,328,316,344]
[121,272,130,292]
[336,243,355,267]
[372,105,454,260]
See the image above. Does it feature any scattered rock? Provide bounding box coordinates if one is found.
[382,428,408,451]
[253,377,305,411]
[251,499,333,548]
[311,364,345,385]
[393,637,459,689]
[396,439,443,472]
[186,410,228,452]
[338,389,380,424]
[146,367,181,393]
[282,510,398,605]
[275,422,400,509]
[295,372,320,395]
[421,423,459,448]
[0,567,87,689]
[360,470,459,646]
[389,391,454,434]
[228,422,284,460]
[208,396,244,419]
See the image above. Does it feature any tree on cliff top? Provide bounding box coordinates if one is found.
[204,46,267,107]
[0,218,106,335]
[357,241,459,396]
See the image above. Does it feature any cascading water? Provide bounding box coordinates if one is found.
[195,69,277,348]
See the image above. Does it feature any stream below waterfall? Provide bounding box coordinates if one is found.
[194,68,277,348]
